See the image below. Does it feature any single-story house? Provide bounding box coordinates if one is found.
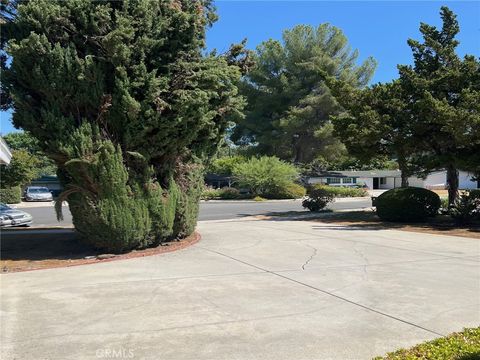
[0,136,12,165]
[307,170,479,190]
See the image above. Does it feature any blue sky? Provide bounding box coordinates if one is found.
[1,0,479,134]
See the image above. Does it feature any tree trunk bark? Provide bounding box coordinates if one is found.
[446,164,459,205]
[398,155,409,188]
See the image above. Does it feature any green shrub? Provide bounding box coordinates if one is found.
[449,190,480,224]
[233,156,299,197]
[218,187,241,199]
[253,196,266,202]
[201,187,220,200]
[311,184,367,197]
[266,182,306,199]
[0,186,22,204]
[172,164,204,239]
[302,187,334,212]
[376,187,441,222]
[201,187,243,200]
[374,327,480,360]
[208,156,246,176]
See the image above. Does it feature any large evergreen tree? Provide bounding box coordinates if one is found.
[1,0,247,252]
[333,81,417,187]
[398,6,480,204]
[231,24,376,164]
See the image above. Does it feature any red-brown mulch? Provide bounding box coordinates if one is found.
[1,231,200,273]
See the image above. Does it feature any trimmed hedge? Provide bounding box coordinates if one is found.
[0,186,22,204]
[266,182,306,199]
[376,187,441,222]
[311,184,367,198]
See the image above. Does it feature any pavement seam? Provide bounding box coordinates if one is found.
[198,246,446,337]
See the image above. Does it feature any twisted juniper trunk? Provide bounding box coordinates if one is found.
[446,164,459,206]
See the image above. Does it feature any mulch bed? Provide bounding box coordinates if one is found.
[1,230,200,273]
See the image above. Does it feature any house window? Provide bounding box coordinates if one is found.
[342,177,355,184]
[327,177,341,184]
[380,177,387,185]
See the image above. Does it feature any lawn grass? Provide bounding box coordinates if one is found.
[374,328,480,360]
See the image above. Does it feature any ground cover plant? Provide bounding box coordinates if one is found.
[373,327,480,360]
[311,184,367,197]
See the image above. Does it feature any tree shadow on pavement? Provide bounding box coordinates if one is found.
[260,210,480,239]
[1,229,99,262]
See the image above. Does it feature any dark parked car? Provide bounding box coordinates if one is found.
[24,186,53,202]
[0,203,33,227]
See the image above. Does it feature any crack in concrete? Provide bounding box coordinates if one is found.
[302,244,318,270]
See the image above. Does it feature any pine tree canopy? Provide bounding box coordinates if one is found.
[231,23,376,164]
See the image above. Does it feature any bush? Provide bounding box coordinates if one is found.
[302,187,334,212]
[218,187,241,199]
[233,156,299,197]
[311,184,367,198]
[253,196,266,202]
[376,187,441,222]
[201,187,243,200]
[374,327,480,360]
[266,182,306,199]
[207,156,246,176]
[0,186,22,204]
[201,187,220,200]
[449,190,480,224]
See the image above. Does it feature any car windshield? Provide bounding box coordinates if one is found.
[0,203,11,211]
[28,188,50,193]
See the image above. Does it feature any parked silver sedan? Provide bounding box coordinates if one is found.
[24,186,53,202]
[0,203,33,227]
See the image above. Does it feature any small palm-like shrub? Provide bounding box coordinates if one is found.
[376,187,441,222]
[302,187,334,212]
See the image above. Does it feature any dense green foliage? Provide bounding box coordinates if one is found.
[207,156,246,176]
[3,132,56,176]
[376,187,441,222]
[202,187,243,200]
[311,184,367,198]
[398,7,480,204]
[449,189,480,224]
[374,327,480,360]
[333,7,480,202]
[302,187,334,212]
[0,186,21,204]
[232,24,375,164]
[333,81,416,186]
[268,182,306,199]
[2,1,246,252]
[233,156,299,197]
[0,149,39,188]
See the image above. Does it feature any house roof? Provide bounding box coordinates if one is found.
[310,170,402,178]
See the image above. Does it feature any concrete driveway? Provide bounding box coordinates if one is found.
[1,219,479,360]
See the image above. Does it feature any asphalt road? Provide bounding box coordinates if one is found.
[11,198,372,227]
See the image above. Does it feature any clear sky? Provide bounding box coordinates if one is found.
[1,0,479,135]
